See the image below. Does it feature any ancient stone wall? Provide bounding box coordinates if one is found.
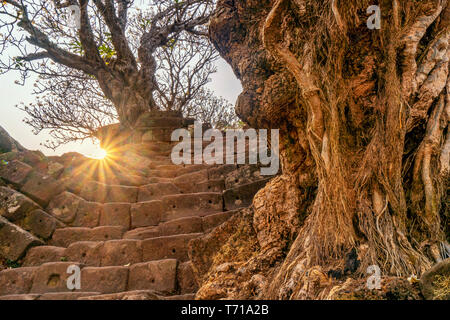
[0,114,274,300]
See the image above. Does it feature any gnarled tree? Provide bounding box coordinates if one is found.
[0,0,215,128]
[191,0,449,299]
[13,19,234,148]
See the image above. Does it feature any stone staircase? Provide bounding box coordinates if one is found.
[0,113,274,300]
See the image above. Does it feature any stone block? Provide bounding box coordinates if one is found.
[159,216,203,236]
[223,178,271,211]
[123,226,160,240]
[21,172,63,206]
[0,186,40,221]
[0,160,33,186]
[65,241,103,267]
[72,201,102,228]
[80,180,107,203]
[30,262,82,293]
[177,261,198,294]
[81,266,129,294]
[128,259,177,293]
[47,192,82,224]
[105,185,138,203]
[138,183,179,202]
[23,246,66,267]
[0,267,36,295]
[162,193,223,221]
[100,203,131,229]
[131,200,164,228]
[19,209,58,239]
[142,233,202,262]
[0,216,43,261]
[100,240,142,267]
[202,210,237,231]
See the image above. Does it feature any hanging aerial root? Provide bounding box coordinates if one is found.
[401,0,447,96]
[331,0,346,33]
[262,0,325,147]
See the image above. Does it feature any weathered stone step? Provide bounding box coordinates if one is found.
[100,202,131,229]
[223,178,272,211]
[122,226,159,240]
[146,169,174,178]
[156,164,210,176]
[50,226,125,247]
[0,262,129,299]
[23,246,66,267]
[95,171,149,187]
[0,294,40,300]
[0,216,44,261]
[0,266,36,296]
[60,171,147,195]
[162,193,223,222]
[80,181,139,203]
[175,179,225,194]
[23,239,140,268]
[130,200,164,228]
[127,259,178,293]
[123,212,236,241]
[0,260,178,296]
[47,191,102,227]
[207,164,238,180]
[24,262,129,294]
[173,169,208,185]
[64,241,104,266]
[130,193,224,228]
[84,239,142,267]
[147,155,172,163]
[1,187,64,240]
[124,216,202,240]
[142,233,203,262]
[60,164,230,205]
[201,210,238,232]
[0,160,64,206]
[159,217,203,236]
[224,164,264,189]
[177,261,198,294]
[149,159,175,167]
[0,186,41,220]
[24,229,206,268]
[112,151,156,173]
[24,172,63,206]
[77,266,129,294]
[0,260,179,298]
[39,292,102,300]
[138,182,180,202]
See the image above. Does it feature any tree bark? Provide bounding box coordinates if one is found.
[95,68,157,128]
[198,0,450,299]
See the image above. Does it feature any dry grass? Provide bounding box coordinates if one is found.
[433,275,450,300]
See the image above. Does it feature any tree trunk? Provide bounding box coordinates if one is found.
[96,67,157,128]
[196,0,450,299]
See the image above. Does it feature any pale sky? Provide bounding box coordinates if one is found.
[0,58,242,158]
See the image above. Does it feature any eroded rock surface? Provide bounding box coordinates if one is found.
[189,0,450,300]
